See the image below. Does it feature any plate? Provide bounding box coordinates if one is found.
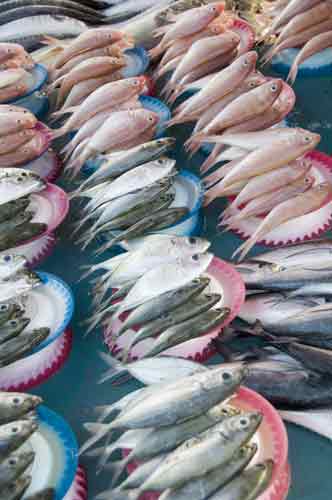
[28,183,69,238]
[26,271,74,352]
[64,465,88,500]
[105,256,245,362]
[24,148,63,183]
[122,47,150,78]
[227,151,332,248]
[22,404,78,500]
[0,328,73,391]
[0,233,56,268]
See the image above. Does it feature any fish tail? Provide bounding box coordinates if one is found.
[232,236,256,262]
[79,423,112,456]
[49,125,67,140]
[98,351,126,384]
[95,237,116,256]
[94,404,118,422]
[200,155,217,175]
[83,309,109,336]
[287,63,298,86]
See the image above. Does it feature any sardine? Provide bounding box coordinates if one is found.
[0,420,38,462]
[0,223,47,251]
[0,327,50,366]
[0,198,30,223]
[0,302,22,328]
[0,391,42,424]
[0,450,35,488]
[0,316,30,344]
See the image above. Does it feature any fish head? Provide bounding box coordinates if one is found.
[153,156,177,170]
[31,327,51,343]
[0,419,38,444]
[148,137,176,153]
[262,78,283,101]
[293,129,321,150]
[245,460,274,492]
[175,236,211,255]
[238,51,258,72]
[5,450,36,471]
[0,392,42,416]
[205,364,248,391]
[243,72,266,92]
[209,403,241,422]
[188,251,214,272]
[7,315,30,332]
[1,168,46,196]
[207,2,225,15]
[227,411,263,439]
[128,76,147,94]
[309,182,332,206]
[6,475,32,497]
[0,253,27,274]
[298,174,315,191]
[207,20,227,35]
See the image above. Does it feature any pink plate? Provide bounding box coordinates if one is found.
[227,151,332,248]
[104,257,245,362]
[125,386,289,500]
[0,233,56,268]
[29,183,69,236]
[230,19,255,55]
[24,148,63,182]
[64,465,88,500]
[0,327,72,391]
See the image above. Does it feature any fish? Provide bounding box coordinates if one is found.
[237,261,332,291]
[109,253,213,323]
[208,460,273,500]
[90,235,210,286]
[0,222,47,251]
[0,210,34,235]
[0,475,32,500]
[159,443,258,500]
[288,30,332,84]
[81,192,176,249]
[52,56,126,108]
[0,450,35,488]
[0,419,38,462]
[150,3,224,58]
[53,28,130,69]
[0,392,42,424]
[289,283,332,297]
[0,129,37,155]
[104,0,173,22]
[0,197,30,223]
[131,412,262,493]
[0,15,87,50]
[225,175,315,224]
[0,254,26,281]
[168,51,258,126]
[0,316,30,345]
[262,0,322,37]
[0,132,51,167]
[225,157,312,212]
[195,79,283,139]
[273,340,332,377]
[98,404,240,480]
[142,306,230,357]
[0,5,109,26]
[25,490,55,500]
[96,364,246,430]
[0,0,107,18]
[0,168,46,205]
[0,327,50,366]
[234,183,332,261]
[117,277,211,336]
[0,271,41,302]
[116,455,167,491]
[0,112,37,135]
[121,292,221,357]
[99,353,208,385]
[238,292,322,325]
[280,408,332,440]
[0,302,23,328]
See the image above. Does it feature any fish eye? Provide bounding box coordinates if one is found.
[189,237,197,244]
[239,417,249,428]
[133,79,139,85]
[222,371,232,381]
[305,177,311,183]
[271,84,277,91]
[192,254,199,261]
[0,304,8,311]
[9,320,17,327]
[21,172,28,177]
[11,426,19,433]
[193,278,200,284]
[255,463,266,470]
[149,116,154,122]
[157,159,164,164]
[221,408,230,415]
[12,397,21,405]
[16,177,23,182]
[3,255,12,262]
[304,136,311,142]
[9,458,17,465]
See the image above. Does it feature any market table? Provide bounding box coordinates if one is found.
[33,92,332,500]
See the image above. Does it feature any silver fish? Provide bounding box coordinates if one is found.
[0,168,46,205]
[0,327,50,367]
[208,460,273,500]
[160,443,258,500]
[0,316,30,345]
[0,302,23,328]
[0,420,38,461]
[0,450,35,488]
[0,271,42,303]
[0,391,41,424]
[133,412,262,493]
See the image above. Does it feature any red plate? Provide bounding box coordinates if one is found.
[64,465,88,500]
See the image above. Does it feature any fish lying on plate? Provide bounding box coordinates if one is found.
[81,362,272,500]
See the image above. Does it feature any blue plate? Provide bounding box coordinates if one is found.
[122,47,150,78]
[23,405,78,500]
[83,96,171,175]
[26,271,74,352]
[271,47,332,77]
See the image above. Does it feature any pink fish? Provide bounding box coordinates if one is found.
[233,183,332,261]
[168,51,258,127]
[0,129,36,155]
[52,76,146,138]
[0,131,49,166]
[150,3,225,59]
[0,112,37,135]
[288,30,332,84]
[0,43,28,63]
[263,0,322,38]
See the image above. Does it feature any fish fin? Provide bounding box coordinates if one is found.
[79,423,112,456]
[98,351,127,383]
[287,63,298,86]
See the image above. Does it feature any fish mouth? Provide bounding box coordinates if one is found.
[31,395,43,408]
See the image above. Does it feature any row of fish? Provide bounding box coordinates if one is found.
[261,0,332,82]
[0,106,53,167]
[82,235,229,361]
[82,363,272,500]
[0,391,54,499]
[71,139,191,253]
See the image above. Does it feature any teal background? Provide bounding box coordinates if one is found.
[33,73,332,499]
